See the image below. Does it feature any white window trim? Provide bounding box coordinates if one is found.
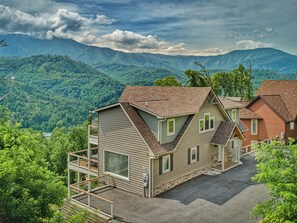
[290,121,294,130]
[251,119,258,135]
[162,155,171,173]
[103,149,129,181]
[210,117,215,130]
[231,109,236,122]
[199,113,215,133]
[167,118,175,136]
[190,147,197,163]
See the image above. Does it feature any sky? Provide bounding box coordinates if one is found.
[0,0,296,56]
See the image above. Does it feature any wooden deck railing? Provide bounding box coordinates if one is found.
[241,138,272,155]
[69,175,114,219]
[69,147,99,171]
[88,125,99,139]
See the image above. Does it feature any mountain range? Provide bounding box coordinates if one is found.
[0,34,296,131]
[1,34,297,74]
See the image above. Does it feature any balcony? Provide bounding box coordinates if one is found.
[88,125,98,145]
[68,147,99,176]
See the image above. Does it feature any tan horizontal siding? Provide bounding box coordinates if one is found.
[98,106,149,196]
[154,103,226,187]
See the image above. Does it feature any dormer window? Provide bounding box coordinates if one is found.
[231,109,236,122]
[167,118,175,136]
[199,113,215,133]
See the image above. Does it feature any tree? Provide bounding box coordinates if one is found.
[184,62,212,87]
[251,139,297,222]
[211,64,253,100]
[154,76,181,86]
[0,117,66,222]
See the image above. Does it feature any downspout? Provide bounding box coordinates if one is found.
[158,118,166,143]
[149,157,152,198]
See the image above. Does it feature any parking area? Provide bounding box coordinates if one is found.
[76,155,268,223]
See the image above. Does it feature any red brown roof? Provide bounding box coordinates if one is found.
[239,107,262,119]
[119,86,212,118]
[120,102,194,156]
[219,96,245,109]
[255,80,297,121]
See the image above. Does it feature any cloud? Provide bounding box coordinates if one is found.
[92,29,187,54]
[235,40,273,50]
[265,27,273,33]
[0,5,115,39]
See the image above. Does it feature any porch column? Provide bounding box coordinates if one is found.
[67,154,70,198]
[237,142,241,163]
[221,146,225,171]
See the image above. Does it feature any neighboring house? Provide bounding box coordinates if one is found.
[219,96,248,133]
[240,80,297,150]
[68,86,245,200]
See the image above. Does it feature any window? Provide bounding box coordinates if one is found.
[159,154,173,174]
[290,122,295,130]
[231,109,236,122]
[188,146,199,164]
[199,119,204,132]
[251,119,258,135]
[162,155,171,174]
[104,150,129,180]
[167,118,175,136]
[199,113,215,133]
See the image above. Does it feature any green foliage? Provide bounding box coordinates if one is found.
[252,69,296,90]
[45,120,90,176]
[154,76,181,86]
[0,55,124,131]
[251,140,297,222]
[0,115,66,223]
[212,64,253,100]
[97,63,185,86]
[184,62,212,87]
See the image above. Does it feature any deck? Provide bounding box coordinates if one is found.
[212,160,239,171]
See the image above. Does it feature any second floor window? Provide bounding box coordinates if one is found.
[167,118,175,136]
[251,119,258,135]
[199,113,215,133]
[290,121,295,130]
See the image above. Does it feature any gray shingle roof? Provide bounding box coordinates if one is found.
[210,121,235,146]
[238,120,248,132]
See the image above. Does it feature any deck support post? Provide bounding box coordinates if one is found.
[221,146,225,172]
[67,154,71,199]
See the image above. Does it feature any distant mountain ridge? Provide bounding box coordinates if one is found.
[1,34,297,74]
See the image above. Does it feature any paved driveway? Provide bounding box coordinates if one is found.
[77,155,268,223]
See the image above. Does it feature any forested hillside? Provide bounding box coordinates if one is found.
[96,63,186,85]
[0,54,295,131]
[0,55,124,131]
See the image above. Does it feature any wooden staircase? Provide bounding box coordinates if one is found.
[61,200,110,223]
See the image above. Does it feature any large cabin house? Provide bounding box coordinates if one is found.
[67,86,246,207]
[240,80,297,151]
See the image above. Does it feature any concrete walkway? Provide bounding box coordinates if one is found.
[77,155,268,223]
